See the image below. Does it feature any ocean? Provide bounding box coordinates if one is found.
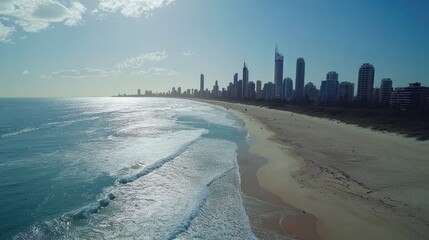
[0,97,256,239]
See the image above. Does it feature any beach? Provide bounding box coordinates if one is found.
[203,100,429,240]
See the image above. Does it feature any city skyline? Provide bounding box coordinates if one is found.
[1,0,429,97]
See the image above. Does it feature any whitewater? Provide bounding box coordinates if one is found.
[0,97,255,239]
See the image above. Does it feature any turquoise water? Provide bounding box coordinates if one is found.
[0,98,255,239]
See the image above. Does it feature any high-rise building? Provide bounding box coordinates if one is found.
[338,81,355,104]
[200,74,205,97]
[304,82,318,102]
[356,63,375,105]
[242,62,249,99]
[213,80,219,97]
[248,81,256,99]
[372,88,380,104]
[237,80,243,99]
[264,82,275,101]
[320,81,327,103]
[283,77,293,100]
[274,47,284,98]
[233,73,238,98]
[137,89,141,96]
[320,71,339,104]
[256,80,262,100]
[295,58,305,101]
[326,71,338,82]
[379,78,393,105]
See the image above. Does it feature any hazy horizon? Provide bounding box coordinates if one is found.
[1,0,429,97]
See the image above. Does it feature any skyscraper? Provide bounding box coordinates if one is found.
[320,71,339,104]
[256,80,262,100]
[295,58,305,101]
[304,82,318,102]
[326,71,338,82]
[283,77,293,100]
[242,62,249,99]
[200,74,204,97]
[274,46,284,98]
[356,63,375,105]
[248,81,256,99]
[213,80,219,97]
[372,88,380,104]
[379,78,393,105]
[338,81,355,104]
[233,73,238,98]
[264,82,275,101]
[237,80,243,99]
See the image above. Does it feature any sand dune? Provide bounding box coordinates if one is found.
[204,100,429,240]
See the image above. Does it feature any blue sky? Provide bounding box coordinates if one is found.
[1,0,428,97]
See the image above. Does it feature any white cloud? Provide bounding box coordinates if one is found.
[115,51,168,69]
[43,51,175,79]
[44,67,115,79]
[133,67,178,76]
[182,50,194,56]
[95,0,175,18]
[0,21,14,42]
[22,70,29,75]
[0,0,86,34]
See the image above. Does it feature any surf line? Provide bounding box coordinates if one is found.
[73,133,206,221]
[118,136,204,184]
[165,167,236,240]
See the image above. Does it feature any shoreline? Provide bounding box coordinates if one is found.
[200,99,429,240]
[235,130,320,240]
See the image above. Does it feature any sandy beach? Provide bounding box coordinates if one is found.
[203,100,429,240]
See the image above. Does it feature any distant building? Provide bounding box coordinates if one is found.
[304,82,318,103]
[137,89,141,96]
[264,82,275,101]
[178,87,181,95]
[242,62,249,99]
[379,78,393,106]
[233,73,238,98]
[389,82,429,112]
[237,80,243,99]
[372,88,380,105]
[274,46,284,98]
[320,81,327,103]
[294,58,305,101]
[256,80,262,100]
[337,81,355,104]
[283,77,293,100]
[213,81,219,98]
[320,71,339,104]
[326,71,338,82]
[248,81,256,99]
[200,74,205,97]
[227,82,233,98]
[356,63,375,105]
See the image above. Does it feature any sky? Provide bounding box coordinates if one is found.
[1,0,429,97]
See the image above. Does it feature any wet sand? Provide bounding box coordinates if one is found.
[237,139,319,239]
[201,100,429,240]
